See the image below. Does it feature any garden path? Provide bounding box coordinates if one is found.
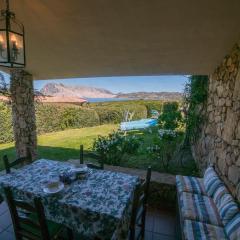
[68,159,176,186]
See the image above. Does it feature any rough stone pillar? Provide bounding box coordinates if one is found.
[10,69,37,159]
[192,42,240,201]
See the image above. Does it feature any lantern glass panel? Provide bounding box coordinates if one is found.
[9,32,24,64]
[0,15,6,29]
[0,31,7,62]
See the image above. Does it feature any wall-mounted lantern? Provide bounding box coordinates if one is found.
[0,0,25,68]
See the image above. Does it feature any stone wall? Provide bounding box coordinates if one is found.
[10,69,37,159]
[192,42,240,201]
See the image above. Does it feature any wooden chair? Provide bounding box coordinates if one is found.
[3,148,32,174]
[4,187,73,240]
[80,144,104,170]
[129,166,152,240]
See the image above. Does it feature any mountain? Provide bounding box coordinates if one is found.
[40,83,116,99]
[40,83,183,102]
[116,92,183,101]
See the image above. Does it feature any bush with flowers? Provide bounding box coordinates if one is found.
[158,129,177,140]
[147,129,183,171]
[93,131,141,165]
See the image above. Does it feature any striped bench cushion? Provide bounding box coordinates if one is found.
[225,213,240,240]
[218,194,239,226]
[204,167,224,197]
[213,185,229,207]
[204,167,218,179]
[176,175,206,195]
[179,192,222,226]
[184,219,227,240]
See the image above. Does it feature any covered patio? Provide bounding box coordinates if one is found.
[0,0,240,239]
[0,164,177,239]
[0,0,239,161]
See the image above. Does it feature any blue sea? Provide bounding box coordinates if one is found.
[86,98,131,103]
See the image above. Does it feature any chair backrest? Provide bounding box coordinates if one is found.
[3,148,32,174]
[79,144,104,170]
[4,187,51,240]
[129,166,152,240]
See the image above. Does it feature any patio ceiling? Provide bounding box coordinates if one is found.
[1,0,240,79]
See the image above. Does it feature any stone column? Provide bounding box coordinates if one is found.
[10,69,37,159]
[192,42,240,201]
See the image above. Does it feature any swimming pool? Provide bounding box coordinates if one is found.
[120,118,158,131]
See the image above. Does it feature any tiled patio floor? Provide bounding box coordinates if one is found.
[0,201,177,240]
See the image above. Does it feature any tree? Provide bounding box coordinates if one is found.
[158,102,182,130]
[0,72,10,96]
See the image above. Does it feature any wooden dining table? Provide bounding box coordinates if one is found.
[0,159,140,240]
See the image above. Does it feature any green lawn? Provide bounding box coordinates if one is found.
[0,124,118,170]
[0,124,197,175]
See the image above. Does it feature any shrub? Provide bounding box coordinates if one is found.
[60,107,100,129]
[95,107,123,124]
[158,129,177,141]
[128,104,148,120]
[0,100,171,144]
[0,102,13,143]
[158,102,182,130]
[93,131,141,165]
[95,104,147,124]
[93,131,125,165]
[144,101,163,117]
[36,104,65,133]
[36,104,100,134]
[123,135,142,154]
[148,130,183,171]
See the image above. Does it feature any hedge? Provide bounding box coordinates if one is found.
[95,104,148,124]
[143,101,164,117]
[36,104,100,133]
[0,102,13,143]
[0,100,168,144]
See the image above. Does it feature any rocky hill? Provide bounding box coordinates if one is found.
[40,83,116,99]
[40,83,183,101]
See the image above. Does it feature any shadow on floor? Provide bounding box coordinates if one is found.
[0,200,177,240]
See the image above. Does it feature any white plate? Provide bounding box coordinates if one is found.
[73,166,88,174]
[43,181,64,195]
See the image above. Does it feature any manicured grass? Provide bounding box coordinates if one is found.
[0,124,118,170]
[0,124,197,175]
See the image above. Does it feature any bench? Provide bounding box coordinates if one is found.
[176,166,240,240]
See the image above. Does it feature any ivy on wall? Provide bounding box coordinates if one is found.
[183,75,209,144]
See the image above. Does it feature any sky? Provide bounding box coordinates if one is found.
[1,72,188,93]
[34,75,187,93]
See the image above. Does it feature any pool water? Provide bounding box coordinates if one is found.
[120,118,158,131]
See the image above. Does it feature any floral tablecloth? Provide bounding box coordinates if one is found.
[0,159,140,239]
